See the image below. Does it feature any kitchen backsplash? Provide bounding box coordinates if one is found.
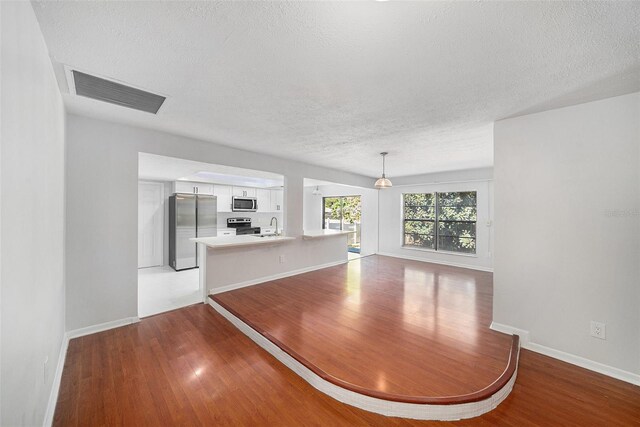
[217,212,283,229]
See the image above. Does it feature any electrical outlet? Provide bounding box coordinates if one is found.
[279,255,285,264]
[590,321,606,340]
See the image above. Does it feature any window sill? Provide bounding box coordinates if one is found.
[401,246,478,258]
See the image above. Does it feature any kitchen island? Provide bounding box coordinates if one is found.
[193,234,295,249]
[302,229,355,239]
[192,230,350,300]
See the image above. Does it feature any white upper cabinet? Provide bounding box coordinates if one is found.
[173,181,214,195]
[193,184,282,212]
[270,189,284,212]
[174,181,195,194]
[232,186,256,197]
[213,185,233,212]
[256,189,271,212]
[195,183,214,195]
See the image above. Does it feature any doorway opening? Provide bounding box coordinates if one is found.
[137,179,202,317]
[323,195,362,260]
[137,153,285,318]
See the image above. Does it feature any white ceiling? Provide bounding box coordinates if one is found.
[304,178,344,188]
[34,1,640,178]
[138,153,284,188]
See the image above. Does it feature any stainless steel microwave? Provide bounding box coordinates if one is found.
[232,196,258,212]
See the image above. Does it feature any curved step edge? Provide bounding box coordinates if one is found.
[208,297,520,421]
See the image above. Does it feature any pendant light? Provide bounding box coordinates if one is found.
[312,186,322,196]
[374,152,393,189]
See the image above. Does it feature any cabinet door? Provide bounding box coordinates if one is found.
[174,181,196,194]
[232,186,257,197]
[194,183,214,195]
[256,189,271,212]
[213,185,233,212]
[270,189,284,211]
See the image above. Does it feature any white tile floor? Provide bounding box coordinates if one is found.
[138,266,201,318]
[139,254,362,318]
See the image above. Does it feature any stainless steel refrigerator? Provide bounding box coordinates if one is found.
[169,194,217,271]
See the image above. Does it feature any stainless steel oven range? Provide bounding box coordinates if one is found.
[227,217,260,235]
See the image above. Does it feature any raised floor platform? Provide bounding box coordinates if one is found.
[210,255,519,420]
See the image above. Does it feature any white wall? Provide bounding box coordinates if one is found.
[66,114,374,331]
[377,168,494,271]
[303,184,379,256]
[0,2,66,425]
[494,92,640,377]
[206,237,347,291]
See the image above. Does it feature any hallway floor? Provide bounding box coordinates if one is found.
[138,266,200,317]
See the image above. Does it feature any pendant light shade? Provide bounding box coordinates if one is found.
[374,152,393,189]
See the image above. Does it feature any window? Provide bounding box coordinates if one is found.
[403,191,477,254]
[323,196,362,254]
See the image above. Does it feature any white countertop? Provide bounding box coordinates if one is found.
[302,229,355,239]
[191,235,295,248]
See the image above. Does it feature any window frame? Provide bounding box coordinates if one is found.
[402,191,477,255]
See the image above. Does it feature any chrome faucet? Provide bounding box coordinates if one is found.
[270,217,279,235]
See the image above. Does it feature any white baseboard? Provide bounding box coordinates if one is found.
[490,322,639,386]
[209,259,348,295]
[43,334,69,427]
[525,342,640,386]
[376,252,493,272]
[43,316,141,426]
[490,322,530,345]
[66,316,139,340]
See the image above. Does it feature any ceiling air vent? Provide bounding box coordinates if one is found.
[71,70,165,114]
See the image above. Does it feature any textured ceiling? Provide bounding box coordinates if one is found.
[33,1,640,177]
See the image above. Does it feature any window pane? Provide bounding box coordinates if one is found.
[436,191,477,254]
[404,233,435,249]
[405,220,434,235]
[323,197,342,230]
[438,206,477,221]
[402,191,476,254]
[437,191,476,207]
[404,193,435,207]
[403,219,435,249]
[437,235,476,253]
[437,221,476,237]
[404,206,436,220]
[342,196,361,253]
